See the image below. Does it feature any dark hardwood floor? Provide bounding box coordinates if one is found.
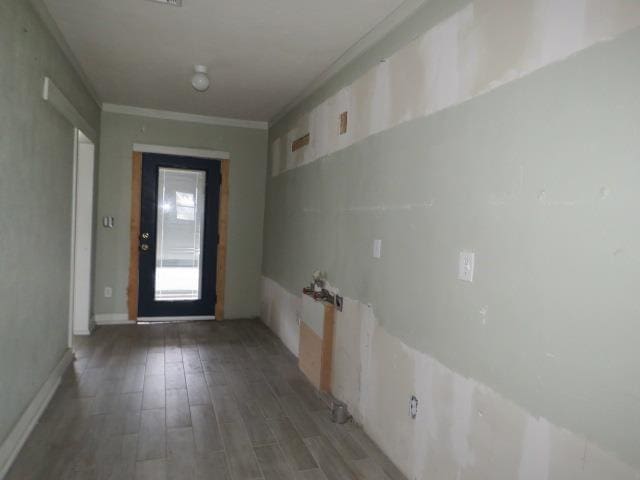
[6,319,406,480]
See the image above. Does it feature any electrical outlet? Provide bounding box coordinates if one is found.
[409,395,418,419]
[458,251,475,282]
[104,286,113,298]
[373,239,382,259]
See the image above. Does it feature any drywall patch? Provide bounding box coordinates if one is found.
[260,276,640,480]
[518,417,550,480]
[331,297,365,422]
[449,374,475,471]
[270,0,640,177]
[260,276,301,355]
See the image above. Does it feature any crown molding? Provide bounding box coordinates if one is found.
[102,103,268,130]
[29,0,102,108]
[270,0,427,126]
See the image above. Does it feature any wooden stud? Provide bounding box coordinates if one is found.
[127,151,142,321]
[339,111,348,135]
[298,321,323,389]
[291,133,310,152]
[297,297,335,393]
[320,304,335,393]
[215,159,230,321]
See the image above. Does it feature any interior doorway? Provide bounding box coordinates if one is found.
[70,129,95,338]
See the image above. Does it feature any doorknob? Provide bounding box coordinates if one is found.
[140,244,149,251]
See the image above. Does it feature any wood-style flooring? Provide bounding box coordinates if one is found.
[6,319,407,480]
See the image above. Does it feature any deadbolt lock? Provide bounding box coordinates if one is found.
[141,232,150,240]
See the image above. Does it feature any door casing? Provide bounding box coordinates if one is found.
[127,146,229,322]
[69,129,95,339]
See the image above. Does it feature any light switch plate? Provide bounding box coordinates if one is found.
[373,239,382,258]
[102,216,115,228]
[458,251,475,282]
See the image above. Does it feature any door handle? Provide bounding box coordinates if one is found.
[139,232,150,252]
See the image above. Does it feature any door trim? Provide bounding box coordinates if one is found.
[215,159,229,321]
[127,148,230,321]
[133,143,230,160]
[70,130,96,337]
[127,152,143,321]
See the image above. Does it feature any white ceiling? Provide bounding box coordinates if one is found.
[42,0,409,121]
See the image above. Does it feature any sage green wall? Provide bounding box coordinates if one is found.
[264,21,640,475]
[94,112,267,319]
[0,0,100,446]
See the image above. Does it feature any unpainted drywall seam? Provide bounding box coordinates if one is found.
[270,0,640,177]
[261,276,640,480]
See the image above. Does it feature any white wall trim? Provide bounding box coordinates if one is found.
[42,77,97,142]
[133,143,230,160]
[93,314,131,325]
[269,0,427,125]
[67,131,79,349]
[73,328,93,336]
[103,103,268,130]
[68,130,96,344]
[0,349,73,480]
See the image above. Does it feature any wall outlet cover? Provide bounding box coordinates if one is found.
[104,286,113,298]
[373,239,382,258]
[458,251,475,282]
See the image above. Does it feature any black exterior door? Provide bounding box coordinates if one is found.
[138,153,220,318]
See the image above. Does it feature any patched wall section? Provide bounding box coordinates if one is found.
[270,0,640,176]
[263,278,640,480]
[261,0,640,477]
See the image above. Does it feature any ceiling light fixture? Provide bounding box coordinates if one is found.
[191,65,210,92]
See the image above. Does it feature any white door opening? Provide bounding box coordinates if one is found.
[70,129,95,338]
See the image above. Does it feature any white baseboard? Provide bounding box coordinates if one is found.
[0,349,74,479]
[93,313,131,325]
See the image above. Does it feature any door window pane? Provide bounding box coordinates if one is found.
[155,167,206,301]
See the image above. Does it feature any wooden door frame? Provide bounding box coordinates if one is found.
[127,146,230,321]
